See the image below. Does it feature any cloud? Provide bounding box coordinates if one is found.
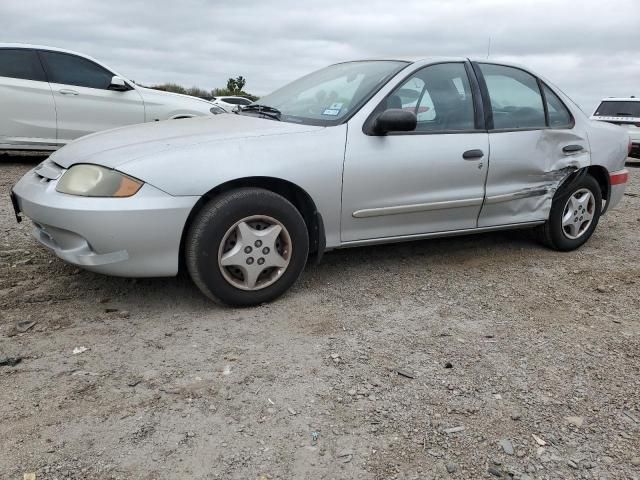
[2,0,638,110]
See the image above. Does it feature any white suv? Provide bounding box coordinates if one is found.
[210,96,253,112]
[591,97,640,159]
[0,44,218,151]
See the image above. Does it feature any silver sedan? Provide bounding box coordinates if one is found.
[12,58,630,306]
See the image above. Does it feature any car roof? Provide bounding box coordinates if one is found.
[598,97,640,102]
[0,42,125,78]
[0,42,97,58]
[333,57,539,71]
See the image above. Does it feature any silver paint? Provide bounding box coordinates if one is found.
[12,58,630,279]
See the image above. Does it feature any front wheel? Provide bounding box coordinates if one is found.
[185,188,309,306]
[539,174,602,251]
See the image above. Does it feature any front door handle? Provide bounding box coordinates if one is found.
[562,144,584,154]
[59,89,79,96]
[462,149,484,160]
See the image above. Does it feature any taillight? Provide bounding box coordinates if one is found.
[610,170,629,185]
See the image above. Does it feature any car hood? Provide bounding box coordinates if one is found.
[136,86,213,107]
[49,114,321,169]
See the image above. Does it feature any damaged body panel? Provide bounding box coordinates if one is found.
[478,128,589,227]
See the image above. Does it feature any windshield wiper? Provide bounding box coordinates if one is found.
[616,112,633,116]
[239,104,282,121]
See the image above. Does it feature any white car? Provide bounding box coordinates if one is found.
[0,44,218,151]
[591,97,640,158]
[210,95,253,112]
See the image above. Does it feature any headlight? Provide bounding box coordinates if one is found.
[210,106,225,114]
[56,164,143,197]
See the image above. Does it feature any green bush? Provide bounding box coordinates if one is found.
[149,76,258,101]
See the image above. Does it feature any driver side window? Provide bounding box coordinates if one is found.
[40,50,114,90]
[383,63,476,132]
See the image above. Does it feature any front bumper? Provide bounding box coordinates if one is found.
[12,162,199,277]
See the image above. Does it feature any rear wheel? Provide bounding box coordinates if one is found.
[539,174,602,251]
[185,188,309,306]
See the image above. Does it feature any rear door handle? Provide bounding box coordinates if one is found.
[562,144,584,154]
[59,89,79,96]
[462,149,484,160]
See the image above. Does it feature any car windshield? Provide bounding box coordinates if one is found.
[594,101,640,118]
[249,61,409,126]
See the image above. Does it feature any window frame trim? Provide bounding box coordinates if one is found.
[36,49,121,91]
[363,60,485,136]
[472,61,575,132]
[538,79,575,130]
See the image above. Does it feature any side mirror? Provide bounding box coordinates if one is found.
[372,109,417,135]
[109,76,130,91]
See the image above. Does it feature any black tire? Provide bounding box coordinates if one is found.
[539,174,602,251]
[185,188,309,306]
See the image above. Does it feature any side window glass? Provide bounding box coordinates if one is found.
[543,84,572,127]
[40,51,113,90]
[0,49,46,82]
[479,64,546,129]
[385,63,475,131]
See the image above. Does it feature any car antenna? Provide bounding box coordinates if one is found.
[486,37,491,59]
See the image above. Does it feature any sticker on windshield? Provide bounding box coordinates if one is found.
[322,102,343,116]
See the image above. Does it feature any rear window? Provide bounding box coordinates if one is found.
[594,101,640,118]
[223,97,251,105]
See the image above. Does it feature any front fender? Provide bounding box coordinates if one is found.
[117,126,348,248]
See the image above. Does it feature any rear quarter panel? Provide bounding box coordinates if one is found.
[587,119,629,173]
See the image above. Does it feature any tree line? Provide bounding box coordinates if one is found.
[149,76,258,101]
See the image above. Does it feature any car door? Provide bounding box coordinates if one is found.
[474,63,590,227]
[38,50,145,142]
[0,48,57,149]
[341,62,489,242]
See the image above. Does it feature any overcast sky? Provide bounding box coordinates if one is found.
[3,0,639,111]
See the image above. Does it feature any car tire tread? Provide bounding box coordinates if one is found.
[537,173,602,251]
[185,188,309,306]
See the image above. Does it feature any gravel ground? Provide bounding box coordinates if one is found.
[1,155,639,480]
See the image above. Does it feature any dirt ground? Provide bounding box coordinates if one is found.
[1,155,639,480]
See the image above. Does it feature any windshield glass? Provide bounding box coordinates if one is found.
[594,100,640,118]
[251,61,409,126]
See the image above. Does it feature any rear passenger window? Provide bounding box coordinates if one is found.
[543,84,572,127]
[40,51,114,90]
[224,98,251,105]
[384,63,476,132]
[479,64,546,130]
[0,49,46,82]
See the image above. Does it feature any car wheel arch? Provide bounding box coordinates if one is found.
[558,166,609,208]
[585,165,610,205]
[178,176,325,273]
